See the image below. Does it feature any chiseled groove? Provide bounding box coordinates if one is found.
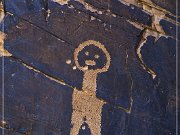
[116,96,133,114]
[9,56,75,89]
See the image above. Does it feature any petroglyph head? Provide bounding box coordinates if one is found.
[74,40,111,73]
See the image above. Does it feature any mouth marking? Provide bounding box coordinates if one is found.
[85,60,96,66]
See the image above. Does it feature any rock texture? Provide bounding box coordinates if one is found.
[0,0,178,135]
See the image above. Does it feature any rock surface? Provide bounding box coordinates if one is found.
[0,0,178,135]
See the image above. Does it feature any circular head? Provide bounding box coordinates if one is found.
[74,40,111,73]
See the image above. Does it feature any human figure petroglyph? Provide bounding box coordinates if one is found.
[70,40,111,135]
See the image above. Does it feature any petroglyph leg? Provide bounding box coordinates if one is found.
[87,114,102,135]
[70,111,83,135]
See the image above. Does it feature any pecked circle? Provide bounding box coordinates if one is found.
[74,40,111,73]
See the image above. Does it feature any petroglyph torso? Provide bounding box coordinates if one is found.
[70,40,111,135]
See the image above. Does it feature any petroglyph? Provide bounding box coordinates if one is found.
[70,40,110,135]
[95,54,100,59]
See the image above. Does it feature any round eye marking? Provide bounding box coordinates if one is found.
[85,51,89,56]
[94,54,100,59]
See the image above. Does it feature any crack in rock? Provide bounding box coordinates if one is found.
[0,122,32,135]
[119,0,177,79]
[20,58,74,89]
[52,0,104,15]
[136,29,169,79]
[52,0,70,5]
[119,0,179,30]
[0,2,12,57]
[0,32,12,57]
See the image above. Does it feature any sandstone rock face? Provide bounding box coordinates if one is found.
[0,0,178,135]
